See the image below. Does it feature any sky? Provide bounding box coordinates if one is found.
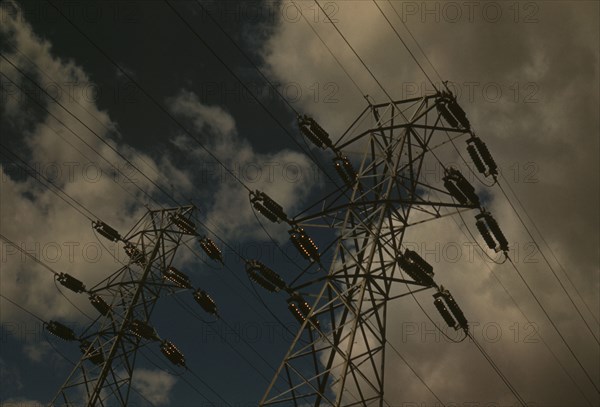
[0,0,598,406]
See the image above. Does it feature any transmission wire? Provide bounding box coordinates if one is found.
[506,255,600,394]
[497,178,599,345]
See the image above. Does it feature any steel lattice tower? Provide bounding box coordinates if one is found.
[50,205,197,406]
[260,93,480,406]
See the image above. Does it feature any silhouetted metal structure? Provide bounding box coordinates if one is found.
[260,93,485,406]
[51,206,199,406]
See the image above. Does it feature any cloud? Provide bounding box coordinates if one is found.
[22,341,52,363]
[131,368,176,406]
[0,0,597,405]
[260,1,599,405]
[0,358,24,392]
[167,89,320,243]
[0,0,199,325]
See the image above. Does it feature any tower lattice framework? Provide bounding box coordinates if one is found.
[51,205,196,406]
[261,94,477,406]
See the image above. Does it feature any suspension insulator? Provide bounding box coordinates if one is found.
[398,249,434,286]
[467,136,498,177]
[455,174,479,206]
[466,144,487,175]
[193,290,218,315]
[476,212,509,252]
[46,321,76,341]
[483,213,509,252]
[247,268,277,292]
[436,101,458,128]
[475,218,497,250]
[433,294,457,329]
[252,201,279,223]
[441,290,468,331]
[199,237,223,263]
[57,273,86,293]
[163,266,192,289]
[89,295,111,316]
[92,220,121,242]
[447,99,470,130]
[288,302,305,324]
[310,120,333,149]
[298,115,332,149]
[443,175,468,205]
[289,226,320,262]
[245,260,287,293]
[80,340,104,365]
[124,243,145,265]
[162,266,192,289]
[250,191,287,223]
[160,340,186,367]
[405,249,434,276]
[260,192,288,220]
[472,137,498,176]
[170,213,196,235]
[334,159,351,187]
[287,294,319,328]
[443,168,479,206]
[129,319,158,340]
[333,155,361,191]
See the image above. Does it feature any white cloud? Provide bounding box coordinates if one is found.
[260,1,599,405]
[0,1,198,326]
[131,368,176,406]
[22,341,52,363]
[167,89,320,242]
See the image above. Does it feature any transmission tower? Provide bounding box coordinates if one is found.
[258,92,504,406]
[49,205,219,406]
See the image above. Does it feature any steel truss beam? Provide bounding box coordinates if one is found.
[261,95,474,406]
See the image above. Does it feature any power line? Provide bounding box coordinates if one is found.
[30,2,360,338]
[35,2,356,294]
[1,296,158,407]
[380,0,599,353]
[42,1,269,196]
[0,143,97,222]
[1,49,316,389]
[436,196,592,406]
[0,74,156,211]
[2,138,266,404]
[312,0,397,109]
[193,0,300,116]
[1,53,246,274]
[287,0,369,99]
[1,51,263,298]
[0,293,46,322]
[306,7,531,403]
[163,0,350,199]
[0,53,205,206]
[506,255,600,394]
[445,125,599,348]
[0,232,59,276]
[386,340,447,406]
[385,0,446,87]
[3,6,371,404]
[371,0,438,92]
[467,331,529,406]
[501,175,599,326]
[372,1,600,398]
[498,175,600,341]
[4,44,166,204]
[443,203,595,406]
[311,0,454,176]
